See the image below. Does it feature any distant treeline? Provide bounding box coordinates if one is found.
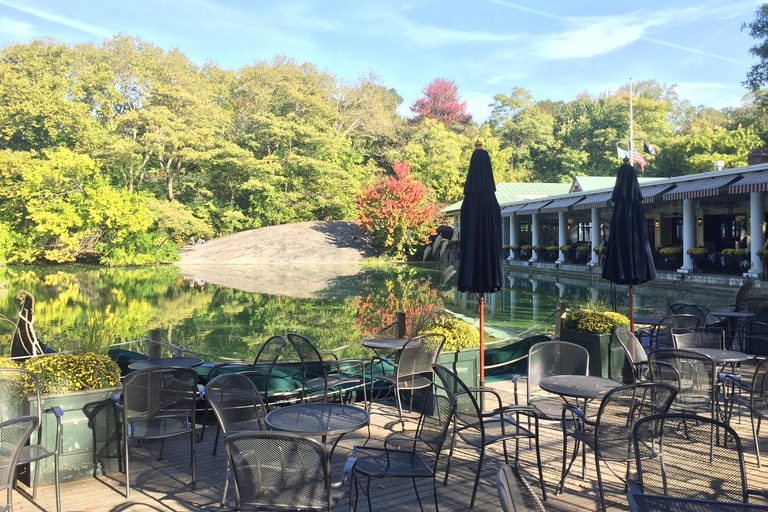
[0,35,762,265]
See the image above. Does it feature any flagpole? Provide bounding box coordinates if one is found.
[629,77,634,165]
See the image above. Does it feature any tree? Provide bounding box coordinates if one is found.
[356,160,440,258]
[744,4,768,91]
[410,78,472,129]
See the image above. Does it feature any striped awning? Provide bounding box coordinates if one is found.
[573,192,613,210]
[640,183,674,204]
[515,200,552,214]
[663,176,737,201]
[539,196,584,213]
[729,171,768,194]
[500,203,527,215]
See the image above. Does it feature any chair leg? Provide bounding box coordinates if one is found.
[596,455,606,512]
[395,388,405,431]
[443,428,457,486]
[366,477,373,512]
[32,459,39,499]
[221,467,229,506]
[213,424,221,455]
[534,431,547,501]
[412,477,425,512]
[191,428,197,489]
[199,401,209,442]
[54,451,61,512]
[124,436,131,498]
[433,476,440,512]
[469,447,485,509]
[753,415,762,467]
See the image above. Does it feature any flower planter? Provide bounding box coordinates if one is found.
[437,347,480,388]
[27,386,123,485]
[559,329,632,382]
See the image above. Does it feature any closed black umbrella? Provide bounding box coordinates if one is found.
[601,159,657,331]
[458,141,504,386]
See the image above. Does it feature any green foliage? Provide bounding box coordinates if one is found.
[722,248,748,258]
[521,245,532,251]
[593,246,606,254]
[509,245,519,251]
[20,353,121,395]
[660,247,682,256]
[564,309,630,334]
[419,315,479,351]
[546,246,559,253]
[577,246,591,254]
[686,247,709,257]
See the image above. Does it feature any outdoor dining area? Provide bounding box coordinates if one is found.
[5,300,768,512]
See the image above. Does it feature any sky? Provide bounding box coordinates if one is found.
[0,0,760,122]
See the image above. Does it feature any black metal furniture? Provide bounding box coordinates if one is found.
[287,333,367,406]
[120,366,198,498]
[647,349,719,421]
[613,328,648,382]
[628,492,768,511]
[369,333,445,430]
[348,386,456,512]
[0,416,38,512]
[650,315,701,350]
[514,341,589,421]
[671,331,724,350]
[223,431,352,511]
[559,383,677,512]
[498,465,547,512]
[632,413,763,504]
[127,356,203,371]
[723,358,768,467]
[0,368,63,512]
[361,338,408,356]
[539,375,623,406]
[433,364,545,509]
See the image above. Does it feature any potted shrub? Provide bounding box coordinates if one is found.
[502,244,511,259]
[686,247,709,271]
[4,353,122,484]
[660,246,683,269]
[521,244,533,259]
[546,246,560,261]
[420,316,480,387]
[532,245,545,260]
[576,246,591,263]
[509,244,519,260]
[560,245,575,263]
[723,248,748,273]
[561,309,632,381]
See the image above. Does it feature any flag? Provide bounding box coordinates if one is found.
[617,145,647,171]
[643,142,658,156]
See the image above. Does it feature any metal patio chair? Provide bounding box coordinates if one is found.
[647,348,719,422]
[559,382,677,512]
[632,413,768,503]
[672,330,725,350]
[613,328,648,382]
[433,364,545,509]
[0,368,62,512]
[723,357,768,467]
[649,314,701,350]
[348,385,456,512]
[0,416,38,512]
[369,333,445,430]
[223,431,353,511]
[120,366,198,498]
[498,465,547,512]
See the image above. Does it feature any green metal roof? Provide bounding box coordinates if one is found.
[570,176,664,193]
[442,182,570,214]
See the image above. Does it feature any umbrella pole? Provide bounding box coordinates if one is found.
[479,293,485,390]
[629,284,635,334]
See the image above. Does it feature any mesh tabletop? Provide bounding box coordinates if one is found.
[265,403,369,437]
[688,349,749,364]
[629,494,768,512]
[128,357,204,370]
[539,375,622,400]
[362,338,408,351]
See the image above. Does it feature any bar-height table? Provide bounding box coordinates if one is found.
[362,338,408,356]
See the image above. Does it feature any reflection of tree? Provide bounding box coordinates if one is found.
[355,266,443,338]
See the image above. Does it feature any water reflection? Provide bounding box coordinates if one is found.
[0,264,742,360]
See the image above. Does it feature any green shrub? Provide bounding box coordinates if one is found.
[546,246,560,253]
[18,353,121,395]
[660,247,682,256]
[686,247,709,257]
[509,245,519,251]
[560,245,574,252]
[419,316,479,351]
[593,246,605,254]
[577,246,591,254]
[533,245,545,252]
[563,309,630,334]
[521,245,533,251]
[502,245,511,250]
[722,248,747,258]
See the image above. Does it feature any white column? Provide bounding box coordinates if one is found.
[502,217,509,246]
[678,198,695,273]
[530,213,541,261]
[556,211,567,263]
[509,214,518,260]
[748,191,765,277]
[590,208,602,266]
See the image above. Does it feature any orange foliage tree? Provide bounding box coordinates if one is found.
[356,160,441,258]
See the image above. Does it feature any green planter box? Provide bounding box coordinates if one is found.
[560,330,632,383]
[28,386,122,485]
[437,347,480,388]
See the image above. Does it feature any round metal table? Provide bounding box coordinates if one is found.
[127,356,204,371]
[362,338,408,355]
[539,375,623,401]
[265,403,369,455]
[687,348,749,365]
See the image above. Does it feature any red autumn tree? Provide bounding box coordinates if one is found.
[410,78,473,128]
[356,160,441,258]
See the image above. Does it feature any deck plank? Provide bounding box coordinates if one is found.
[15,371,768,511]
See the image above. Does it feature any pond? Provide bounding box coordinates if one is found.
[0,264,742,361]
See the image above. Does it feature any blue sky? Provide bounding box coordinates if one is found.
[0,0,759,121]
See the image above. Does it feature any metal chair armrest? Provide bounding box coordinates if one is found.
[467,386,504,410]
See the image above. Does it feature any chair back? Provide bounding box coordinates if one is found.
[632,413,748,502]
[412,385,456,468]
[647,349,717,416]
[613,328,648,366]
[590,383,676,462]
[671,330,723,349]
[0,416,38,494]
[223,431,332,510]
[395,334,445,384]
[527,341,589,403]
[121,367,198,423]
[497,465,547,512]
[432,364,481,433]
[652,315,701,348]
[205,372,267,436]
[252,335,288,404]
[670,304,711,325]
[286,333,327,403]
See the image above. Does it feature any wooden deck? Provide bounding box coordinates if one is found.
[14,377,768,512]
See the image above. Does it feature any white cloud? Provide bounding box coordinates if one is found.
[0,0,112,38]
[537,19,643,60]
[0,15,32,38]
